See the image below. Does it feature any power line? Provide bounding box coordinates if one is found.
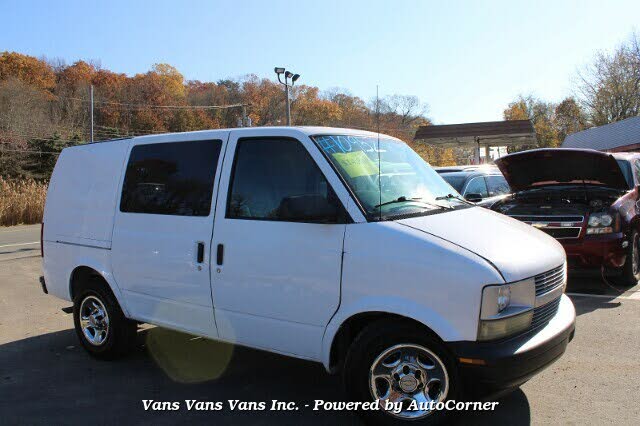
[64,96,249,110]
[0,147,61,155]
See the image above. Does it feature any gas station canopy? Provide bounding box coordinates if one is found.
[414,120,535,147]
[413,119,536,163]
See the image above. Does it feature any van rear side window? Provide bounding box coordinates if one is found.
[120,140,222,216]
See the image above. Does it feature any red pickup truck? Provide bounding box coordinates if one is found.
[492,148,640,286]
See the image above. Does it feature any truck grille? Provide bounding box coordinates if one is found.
[508,215,584,240]
[531,297,562,330]
[539,227,581,239]
[510,215,583,222]
[534,265,566,296]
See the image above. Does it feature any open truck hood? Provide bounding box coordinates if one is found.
[494,148,629,193]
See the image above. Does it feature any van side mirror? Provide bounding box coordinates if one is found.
[277,194,339,223]
[464,193,483,203]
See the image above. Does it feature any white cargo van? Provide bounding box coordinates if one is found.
[41,127,575,423]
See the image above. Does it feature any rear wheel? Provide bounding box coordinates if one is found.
[621,230,640,287]
[343,320,459,425]
[73,278,137,359]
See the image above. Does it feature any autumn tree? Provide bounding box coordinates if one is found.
[554,97,587,142]
[504,95,559,148]
[0,51,55,91]
[577,32,640,125]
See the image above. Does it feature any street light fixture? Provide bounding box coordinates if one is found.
[274,67,300,126]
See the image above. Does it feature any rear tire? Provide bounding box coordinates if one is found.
[621,230,640,287]
[343,319,459,425]
[72,278,137,360]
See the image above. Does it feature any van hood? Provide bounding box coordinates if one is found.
[397,207,565,282]
[494,148,628,192]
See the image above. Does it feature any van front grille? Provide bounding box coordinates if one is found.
[531,297,562,330]
[534,265,565,296]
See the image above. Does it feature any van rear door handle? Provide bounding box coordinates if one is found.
[216,244,224,265]
[196,242,205,263]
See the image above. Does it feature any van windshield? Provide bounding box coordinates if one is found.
[313,135,470,220]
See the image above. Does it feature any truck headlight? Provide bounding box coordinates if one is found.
[478,278,535,341]
[587,212,615,235]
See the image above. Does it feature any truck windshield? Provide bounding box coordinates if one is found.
[313,135,469,220]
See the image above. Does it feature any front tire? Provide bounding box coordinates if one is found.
[72,279,137,359]
[621,230,640,287]
[343,320,459,425]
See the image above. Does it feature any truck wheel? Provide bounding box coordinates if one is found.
[622,231,640,287]
[73,280,137,359]
[343,319,458,425]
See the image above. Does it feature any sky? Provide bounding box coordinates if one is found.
[2,0,639,124]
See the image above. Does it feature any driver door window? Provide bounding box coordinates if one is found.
[227,138,340,223]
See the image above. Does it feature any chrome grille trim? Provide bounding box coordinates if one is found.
[534,265,566,296]
[531,296,561,330]
[510,215,584,222]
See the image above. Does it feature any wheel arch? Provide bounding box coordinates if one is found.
[322,298,461,373]
[68,262,130,317]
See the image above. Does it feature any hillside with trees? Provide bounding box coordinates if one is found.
[0,53,444,181]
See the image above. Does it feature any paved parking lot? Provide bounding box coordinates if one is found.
[1,225,639,425]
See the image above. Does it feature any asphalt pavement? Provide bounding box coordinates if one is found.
[0,224,40,261]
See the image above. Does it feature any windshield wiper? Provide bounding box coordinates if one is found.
[435,193,475,206]
[375,196,452,210]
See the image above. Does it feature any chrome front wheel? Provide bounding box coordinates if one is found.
[369,344,449,420]
[79,295,110,346]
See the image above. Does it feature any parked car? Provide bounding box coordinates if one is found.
[40,127,575,423]
[492,148,640,285]
[435,165,510,207]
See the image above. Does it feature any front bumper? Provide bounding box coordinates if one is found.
[561,232,628,269]
[449,295,576,396]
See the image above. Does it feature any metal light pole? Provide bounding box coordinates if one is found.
[90,85,94,142]
[274,67,300,126]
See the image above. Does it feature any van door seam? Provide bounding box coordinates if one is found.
[208,131,233,334]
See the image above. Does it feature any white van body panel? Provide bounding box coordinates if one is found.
[398,208,566,282]
[110,130,230,338]
[42,139,131,305]
[320,220,505,367]
[43,140,131,249]
[41,241,128,313]
[210,128,350,360]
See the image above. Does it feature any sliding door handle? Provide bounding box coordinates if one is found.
[216,244,224,266]
[196,242,205,263]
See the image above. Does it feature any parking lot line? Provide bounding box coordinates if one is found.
[567,292,640,301]
[0,241,39,248]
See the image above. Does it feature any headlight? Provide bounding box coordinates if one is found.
[478,278,535,341]
[497,286,511,312]
[587,212,615,235]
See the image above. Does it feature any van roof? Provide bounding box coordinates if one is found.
[72,126,397,148]
[132,126,390,140]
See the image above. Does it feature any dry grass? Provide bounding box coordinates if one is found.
[0,177,48,226]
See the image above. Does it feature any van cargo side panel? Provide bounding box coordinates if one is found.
[44,141,131,247]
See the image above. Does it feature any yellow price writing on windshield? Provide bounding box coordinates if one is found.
[332,151,378,178]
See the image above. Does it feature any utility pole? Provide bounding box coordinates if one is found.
[274,68,300,126]
[90,85,94,143]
